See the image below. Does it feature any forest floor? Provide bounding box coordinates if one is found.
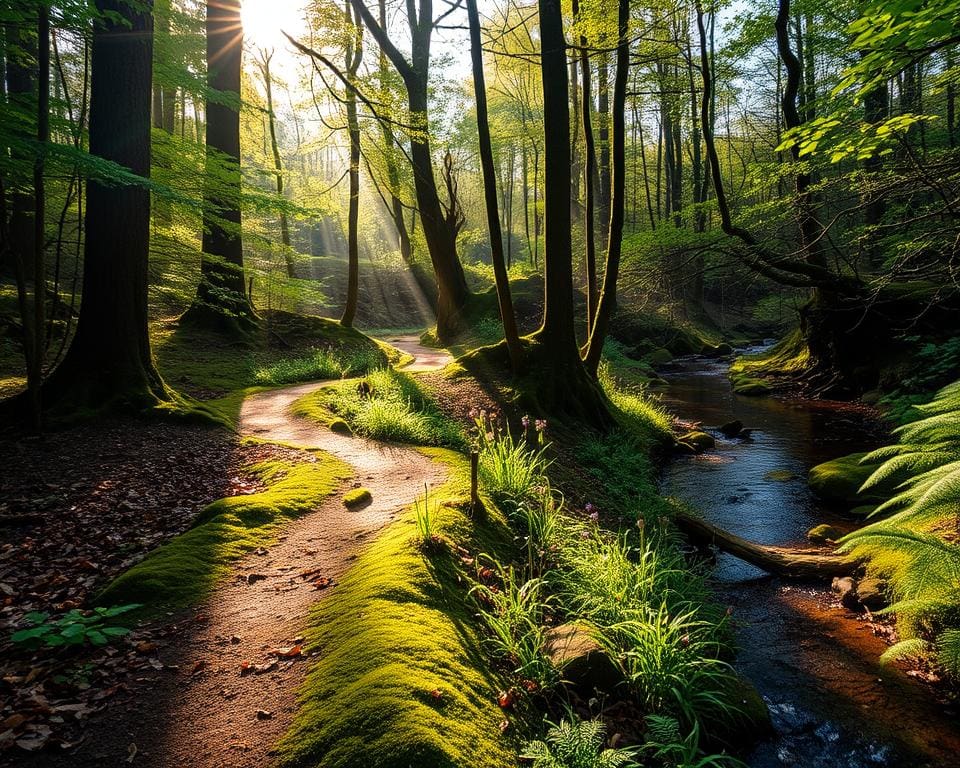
[0,337,457,766]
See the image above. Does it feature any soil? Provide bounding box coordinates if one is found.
[2,337,453,767]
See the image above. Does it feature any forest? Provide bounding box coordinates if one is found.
[0,0,959,764]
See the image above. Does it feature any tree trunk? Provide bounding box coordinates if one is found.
[467,0,522,370]
[341,2,362,328]
[43,0,170,412]
[597,56,611,247]
[583,0,628,377]
[258,51,294,277]
[675,509,852,579]
[573,0,597,336]
[348,0,470,341]
[185,0,253,332]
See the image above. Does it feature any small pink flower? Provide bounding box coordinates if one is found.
[469,408,479,419]
[535,419,547,433]
[589,511,599,522]
[521,415,530,429]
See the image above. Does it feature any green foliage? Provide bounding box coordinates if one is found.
[470,559,558,687]
[11,604,141,649]
[642,715,744,768]
[292,368,465,447]
[599,365,673,445]
[253,347,382,386]
[879,337,960,423]
[473,411,552,504]
[521,716,639,768]
[839,380,960,679]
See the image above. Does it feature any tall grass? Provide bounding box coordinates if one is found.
[253,346,383,386]
[473,411,552,503]
[319,368,465,447]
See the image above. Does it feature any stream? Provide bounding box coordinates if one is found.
[658,351,960,768]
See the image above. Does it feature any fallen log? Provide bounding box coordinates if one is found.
[675,509,853,579]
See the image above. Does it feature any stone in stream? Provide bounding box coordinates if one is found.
[677,431,716,453]
[832,576,860,610]
[855,578,888,612]
[719,420,744,438]
[807,524,842,545]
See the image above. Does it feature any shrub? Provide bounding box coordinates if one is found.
[473,411,551,503]
[521,715,639,768]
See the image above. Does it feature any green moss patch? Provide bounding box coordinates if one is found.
[98,453,349,611]
[343,487,372,507]
[732,375,771,397]
[807,452,883,506]
[278,450,520,768]
[678,431,716,453]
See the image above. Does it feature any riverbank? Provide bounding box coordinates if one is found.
[660,353,960,767]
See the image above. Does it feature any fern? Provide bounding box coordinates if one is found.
[842,379,960,680]
[521,717,639,768]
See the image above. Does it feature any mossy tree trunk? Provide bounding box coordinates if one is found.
[43,0,172,413]
[184,0,254,334]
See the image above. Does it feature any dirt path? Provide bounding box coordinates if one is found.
[27,337,453,768]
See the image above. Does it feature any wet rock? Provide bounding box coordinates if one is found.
[329,418,352,435]
[807,524,842,545]
[646,348,674,366]
[719,420,744,438]
[544,623,619,692]
[703,677,773,751]
[807,453,880,506]
[732,376,771,396]
[678,431,716,453]
[855,578,888,612]
[832,576,859,610]
[765,469,797,482]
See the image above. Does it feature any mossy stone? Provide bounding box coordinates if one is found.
[765,469,797,482]
[807,524,842,544]
[343,487,372,507]
[807,453,882,505]
[544,623,621,694]
[329,418,352,434]
[678,431,716,453]
[733,377,771,396]
[646,348,674,366]
[703,676,773,751]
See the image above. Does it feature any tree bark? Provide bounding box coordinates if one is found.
[43,0,170,412]
[675,509,852,579]
[583,0,628,377]
[257,51,294,277]
[573,0,597,336]
[341,2,362,328]
[466,0,522,370]
[185,0,253,331]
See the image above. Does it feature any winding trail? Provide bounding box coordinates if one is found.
[41,337,453,768]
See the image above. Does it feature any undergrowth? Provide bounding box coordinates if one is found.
[292,367,465,448]
[840,379,960,680]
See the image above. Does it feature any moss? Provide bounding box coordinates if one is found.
[645,348,674,366]
[278,450,521,768]
[343,487,372,507]
[808,524,843,544]
[764,469,797,482]
[678,431,716,453]
[730,329,811,380]
[97,453,349,611]
[732,376,771,396]
[807,452,884,506]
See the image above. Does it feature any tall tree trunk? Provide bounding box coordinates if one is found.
[466,0,522,370]
[573,0,598,335]
[186,0,253,331]
[583,0,628,377]
[569,57,582,220]
[341,2,363,327]
[43,0,170,411]
[597,55,611,246]
[258,51,294,277]
[348,0,470,340]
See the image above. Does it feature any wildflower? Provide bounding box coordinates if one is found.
[535,418,547,432]
[589,511,599,522]
[469,407,478,420]
[580,530,590,539]
[586,503,599,522]
[636,517,645,531]
[521,414,530,429]
[726,606,734,617]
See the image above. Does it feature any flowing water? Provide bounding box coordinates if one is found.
[659,351,960,768]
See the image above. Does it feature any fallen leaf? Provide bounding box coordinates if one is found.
[255,710,273,720]
[269,645,303,659]
[497,690,515,709]
[429,689,443,700]
[190,660,206,676]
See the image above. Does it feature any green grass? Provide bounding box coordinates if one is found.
[277,450,523,768]
[153,309,390,398]
[97,452,349,611]
[292,368,466,448]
